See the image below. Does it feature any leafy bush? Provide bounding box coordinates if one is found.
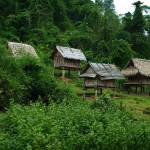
[91,94,114,111]
[0,70,24,110]
[0,100,150,150]
[0,44,26,110]
[0,45,76,110]
[143,107,150,115]
[17,56,76,104]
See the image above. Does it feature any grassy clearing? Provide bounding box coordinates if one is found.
[66,78,150,120]
[113,91,150,120]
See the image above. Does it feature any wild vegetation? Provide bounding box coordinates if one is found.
[0,0,150,149]
[0,0,150,63]
[0,96,150,150]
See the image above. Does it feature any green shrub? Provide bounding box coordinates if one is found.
[0,101,150,150]
[143,107,150,115]
[91,94,114,111]
[0,45,76,110]
[19,56,77,104]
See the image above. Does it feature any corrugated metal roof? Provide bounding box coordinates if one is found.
[8,42,39,58]
[89,62,124,80]
[56,46,86,61]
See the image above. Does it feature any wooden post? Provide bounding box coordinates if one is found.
[135,86,137,93]
[68,69,71,78]
[127,85,131,94]
[100,88,103,95]
[62,69,65,78]
[78,70,80,80]
[127,86,130,94]
[78,70,80,76]
[84,89,86,98]
[95,88,98,98]
[143,86,144,93]
[141,86,143,95]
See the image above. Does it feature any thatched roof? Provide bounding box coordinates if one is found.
[122,58,150,77]
[51,46,86,61]
[80,62,124,80]
[8,42,39,58]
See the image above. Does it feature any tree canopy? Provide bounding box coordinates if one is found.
[0,0,149,63]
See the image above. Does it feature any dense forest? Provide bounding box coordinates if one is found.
[0,0,150,149]
[0,0,150,65]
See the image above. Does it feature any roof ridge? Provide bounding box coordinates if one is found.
[58,46,63,53]
[70,47,73,53]
[89,62,99,75]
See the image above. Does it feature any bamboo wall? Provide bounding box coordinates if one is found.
[64,58,80,69]
[97,79,115,88]
[84,78,97,88]
[54,52,64,68]
[84,77,115,88]
[54,52,80,69]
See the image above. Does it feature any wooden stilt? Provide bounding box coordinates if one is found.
[98,89,99,96]
[78,70,80,76]
[100,88,103,95]
[141,86,143,95]
[135,86,137,93]
[84,89,86,98]
[128,86,130,94]
[62,69,65,78]
[95,89,98,98]
[68,69,71,78]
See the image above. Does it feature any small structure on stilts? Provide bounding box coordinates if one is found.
[51,46,86,78]
[122,58,150,95]
[80,62,125,98]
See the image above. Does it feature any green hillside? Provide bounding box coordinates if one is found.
[0,0,150,149]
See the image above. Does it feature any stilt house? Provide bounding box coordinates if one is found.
[8,42,39,58]
[80,62,124,90]
[122,58,150,85]
[51,46,86,76]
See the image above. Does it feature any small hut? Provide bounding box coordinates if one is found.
[122,58,150,94]
[8,42,39,58]
[80,62,124,97]
[51,46,86,77]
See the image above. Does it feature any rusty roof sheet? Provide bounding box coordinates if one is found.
[56,46,86,61]
[89,62,124,80]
